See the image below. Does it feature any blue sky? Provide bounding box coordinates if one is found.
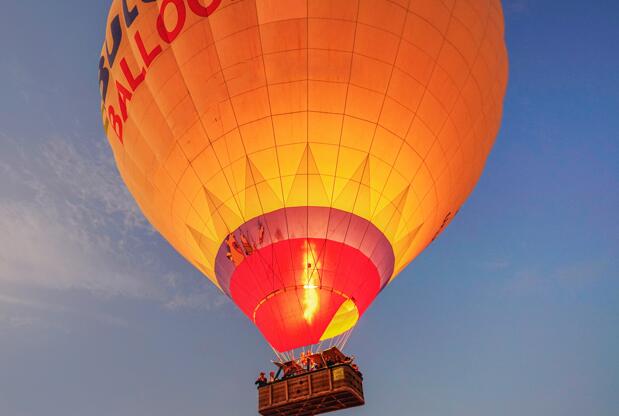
[0,1,617,415]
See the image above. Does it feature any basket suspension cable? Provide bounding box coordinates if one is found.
[335,332,345,351]
[270,345,284,363]
[339,330,349,350]
[340,330,351,350]
[271,323,357,365]
[335,328,354,351]
[334,334,342,351]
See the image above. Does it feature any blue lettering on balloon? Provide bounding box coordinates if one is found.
[99,56,110,101]
[122,0,139,28]
[105,15,123,67]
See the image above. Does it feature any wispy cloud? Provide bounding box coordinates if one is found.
[0,311,39,329]
[165,290,228,311]
[0,134,224,328]
[0,293,128,329]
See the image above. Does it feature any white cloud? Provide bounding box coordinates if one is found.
[0,134,224,325]
[0,293,128,330]
[165,290,228,311]
[0,314,39,329]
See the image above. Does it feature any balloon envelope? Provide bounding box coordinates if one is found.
[100,0,508,352]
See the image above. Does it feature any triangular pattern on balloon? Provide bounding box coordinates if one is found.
[187,224,217,269]
[202,186,242,238]
[245,156,283,215]
[372,185,411,240]
[285,145,330,206]
[333,155,371,217]
[392,222,424,269]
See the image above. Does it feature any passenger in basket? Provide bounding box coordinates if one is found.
[255,372,267,387]
[351,363,363,380]
[300,351,311,372]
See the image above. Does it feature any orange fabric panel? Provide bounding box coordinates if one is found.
[100,0,508,308]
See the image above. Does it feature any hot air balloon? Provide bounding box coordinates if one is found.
[100,0,507,413]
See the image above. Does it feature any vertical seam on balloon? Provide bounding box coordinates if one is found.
[250,6,313,344]
[350,2,458,287]
[325,0,414,304]
[305,2,407,337]
[407,2,494,255]
[328,4,432,290]
[430,1,494,224]
[114,2,222,280]
[149,1,240,289]
[197,9,297,314]
[301,0,363,325]
[373,0,496,284]
[251,8,320,348]
[152,1,290,306]
[305,0,312,290]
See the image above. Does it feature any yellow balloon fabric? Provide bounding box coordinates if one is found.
[100,0,508,350]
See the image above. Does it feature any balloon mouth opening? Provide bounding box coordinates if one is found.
[234,236,383,352]
[251,286,362,353]
[214,206,396,352]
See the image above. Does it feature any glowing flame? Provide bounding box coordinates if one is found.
[302,241,320,324]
